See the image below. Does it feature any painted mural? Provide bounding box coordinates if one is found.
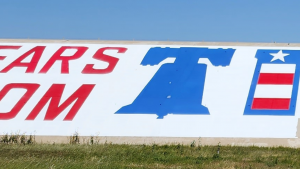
[0,43,299,138]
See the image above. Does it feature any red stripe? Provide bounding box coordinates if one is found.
[257,73,294,85]
[251,98,290,110]
[0,46,21,60]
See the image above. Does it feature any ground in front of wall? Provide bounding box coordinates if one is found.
[0,143,299,168]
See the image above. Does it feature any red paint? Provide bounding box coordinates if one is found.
[0,83,40,120]
[39,46,88,74]
[251,98,290,110]
[258,73,294,85]
[82,47,127,74]
[0,46,21,60]
[26,84,95,121]
[0,46,45,73]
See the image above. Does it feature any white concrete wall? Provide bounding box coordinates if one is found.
[1,39,300,146]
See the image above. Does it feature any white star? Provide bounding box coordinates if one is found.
[270,50,289,62]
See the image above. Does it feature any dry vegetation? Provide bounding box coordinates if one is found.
[1,135,300,168]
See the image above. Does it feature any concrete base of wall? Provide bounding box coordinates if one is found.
[7,136,296,147]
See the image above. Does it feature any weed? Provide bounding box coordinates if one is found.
[265,156,278,167]
[152,143,157,152]
[212,153,220,159]
[69,132,80,144]
[20,135,26,145]
[9,133,20,143]
[190,140,196,147]
[255,155,263,163]
[27,135,35,144]
[1,134,9,143]
[217,142,221,154]
[197,137,202,150]
[90,136,94,145]
[1,133,35,145]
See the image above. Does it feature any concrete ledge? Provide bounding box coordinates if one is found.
[12,136,298,147]
[0,39,299,47]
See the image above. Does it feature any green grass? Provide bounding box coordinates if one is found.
[1,143,300,168]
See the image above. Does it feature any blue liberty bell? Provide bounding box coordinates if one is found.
[116,47,235,118]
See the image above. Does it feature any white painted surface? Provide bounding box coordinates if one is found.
[260,64,296,73]
[254,85,293,98]
[0,42,300,139]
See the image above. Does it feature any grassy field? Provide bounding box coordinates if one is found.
[1,141,300,169]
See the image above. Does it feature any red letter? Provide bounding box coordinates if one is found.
[0,83,40,120]
[0,46,45,73]
[0,46,21,60]
[82,47,127,74]
[39,46,88,74]
[26,84,95,121]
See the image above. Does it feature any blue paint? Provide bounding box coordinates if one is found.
[244,50,300,116]
[116,47,235,118]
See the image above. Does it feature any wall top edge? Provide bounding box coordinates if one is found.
[0,39,299,47]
